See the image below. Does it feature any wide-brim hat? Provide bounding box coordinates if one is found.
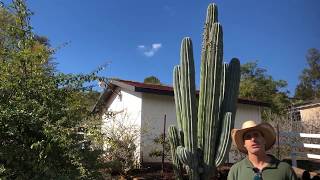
[231,120,276,153]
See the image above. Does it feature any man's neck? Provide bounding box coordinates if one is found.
[248,152,270,170]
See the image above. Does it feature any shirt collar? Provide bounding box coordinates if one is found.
[244,154,279,169]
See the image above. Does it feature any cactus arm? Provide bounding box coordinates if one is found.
[214,112,232,166]
[202,22,223,176]
[219,64,227,109]
[176,146,192,166]
[198,3,218,150]
[180,37,197,152]
[215,58,240,166]
[168,126,184,180]
[221,58,240,114]
[173,66,183,131]
[179,37,199,179]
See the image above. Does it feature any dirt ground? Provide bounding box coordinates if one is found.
[106,160,320,179]
[109,164,231,180]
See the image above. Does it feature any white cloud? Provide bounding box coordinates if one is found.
[138,45,145,49]
[137,43,162,57]
[152,43,162,49]
[144,51,155,57]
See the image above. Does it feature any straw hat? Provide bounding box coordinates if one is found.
[231,120,276,153]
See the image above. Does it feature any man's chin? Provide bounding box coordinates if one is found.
[250,147,263,154]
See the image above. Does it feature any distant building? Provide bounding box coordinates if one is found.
[289,99,320,122]
[92,79,270,164]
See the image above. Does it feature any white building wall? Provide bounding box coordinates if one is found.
[101,89,142,164]
[140,93,262,163]
[234,103,262,128]
[140,93,176,163]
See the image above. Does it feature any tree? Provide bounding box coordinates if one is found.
[143,75,161,85]
[0,1,104,178]
[239,61,290,115]
[294,48,320,101]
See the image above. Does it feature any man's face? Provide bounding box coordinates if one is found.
[243,130,266,155]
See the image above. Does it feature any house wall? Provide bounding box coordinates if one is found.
[140,93,262,163]
[234,104,262,128]
[101,89,142,164]
[140,93,176,163]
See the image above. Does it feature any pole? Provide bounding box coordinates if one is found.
[277,123,280,159]
[162,114,166,176]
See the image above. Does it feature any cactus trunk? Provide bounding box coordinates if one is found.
[168,3,240,180]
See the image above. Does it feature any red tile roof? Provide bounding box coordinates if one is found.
[92,79,270,113]
[113,79,270,107]
[118,79,173,92]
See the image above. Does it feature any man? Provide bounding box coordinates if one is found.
[227,120,297,180]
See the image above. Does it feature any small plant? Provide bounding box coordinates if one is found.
[149,133,171,161]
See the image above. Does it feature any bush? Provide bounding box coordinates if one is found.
[0,1,105,178]
[101,111,140,176]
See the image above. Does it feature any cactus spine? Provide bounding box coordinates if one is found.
[168,3,240,180]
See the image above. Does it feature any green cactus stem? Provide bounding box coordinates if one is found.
[168,3,240,180]
[168,126,184,180]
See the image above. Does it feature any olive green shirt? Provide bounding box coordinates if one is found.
[227,155,297,180]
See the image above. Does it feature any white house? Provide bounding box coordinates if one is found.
[92,79,270,165]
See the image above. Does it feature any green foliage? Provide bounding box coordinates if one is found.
[295,48,320,101]
[0,0,104,179]
[103,137,136,175]
[0,6,15,50]
[239,61,290,115]
[143,75,161,85]
[82,91,101,110]
[101,112,139,176]
[148,133,171,161]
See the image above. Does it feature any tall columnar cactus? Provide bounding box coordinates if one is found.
[168,3,240,180]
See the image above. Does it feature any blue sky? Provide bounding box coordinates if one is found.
[13,0,320,95]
